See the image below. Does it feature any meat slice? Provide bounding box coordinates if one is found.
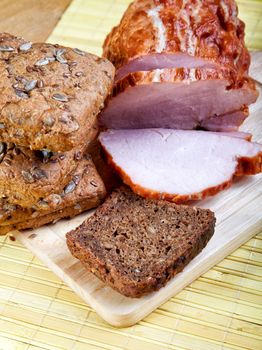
[100,68,258,131]
[104,0,250,84]
[115,53,217,81]
[99,129,262,203]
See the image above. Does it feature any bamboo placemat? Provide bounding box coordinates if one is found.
[0,0,262,349]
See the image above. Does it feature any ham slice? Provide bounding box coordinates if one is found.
[115,53,217,81]
[102,0,258,132]
[100,68,257,130]
[99,129,262,203]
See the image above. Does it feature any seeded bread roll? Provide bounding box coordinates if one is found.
[0,33,115,152]
[0,155,106,234]
[0,136,94,207]
[66,187,216,298]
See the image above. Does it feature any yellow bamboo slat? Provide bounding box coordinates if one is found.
[0,0,262,349]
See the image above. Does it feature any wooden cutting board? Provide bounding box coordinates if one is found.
[13,56,262,328]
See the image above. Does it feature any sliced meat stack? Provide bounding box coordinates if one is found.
[100,130,262,203]
[101,0,258,132]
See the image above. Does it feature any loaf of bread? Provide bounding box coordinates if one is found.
[66,187,216,298]
[0,33,114,152]
[0,141,90,207]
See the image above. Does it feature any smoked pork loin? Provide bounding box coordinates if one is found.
[99,130,262,203]
[101,0,258,132]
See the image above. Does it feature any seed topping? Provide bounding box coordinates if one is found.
[54,48,67,64]
[13,147,20,156]
[21,170,34,183]
[19,42,32,51]
[74,151,82,161]
[0,45,14,52]
[38,199,49,209]
[73,48,85,56]
[24,79,37,92]
[35,57,55,66]
[21,167,47,183]
[73,175,80,185]
[75,71,84,77]
[0,142,5,154]
[37,79,44,88]
[41,149,53,162]
[31,167,48,180]
[64,180,76,194]
[52,93,69,102]
[13,76,38,98]
[15,90,28,99]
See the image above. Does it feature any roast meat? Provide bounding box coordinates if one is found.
[100,129,262,202]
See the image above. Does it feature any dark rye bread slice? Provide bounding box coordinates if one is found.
[0,155,106,235]
[66,187,216,298]
[0,33,114,152]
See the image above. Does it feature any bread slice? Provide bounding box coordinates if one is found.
[66,187,216,298]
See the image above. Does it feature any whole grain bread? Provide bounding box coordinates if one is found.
[0,155,106,234]
[0,199,98,235]
[0,33,114,152]
[66,187,216,298]
[0,136,96,207]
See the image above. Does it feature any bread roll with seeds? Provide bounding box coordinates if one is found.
[0,124,97,208]
[0,155,106,234]
[0,33,115,152]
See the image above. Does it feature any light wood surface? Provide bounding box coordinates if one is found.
[14,57,262,327]
[0,0,71,41]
